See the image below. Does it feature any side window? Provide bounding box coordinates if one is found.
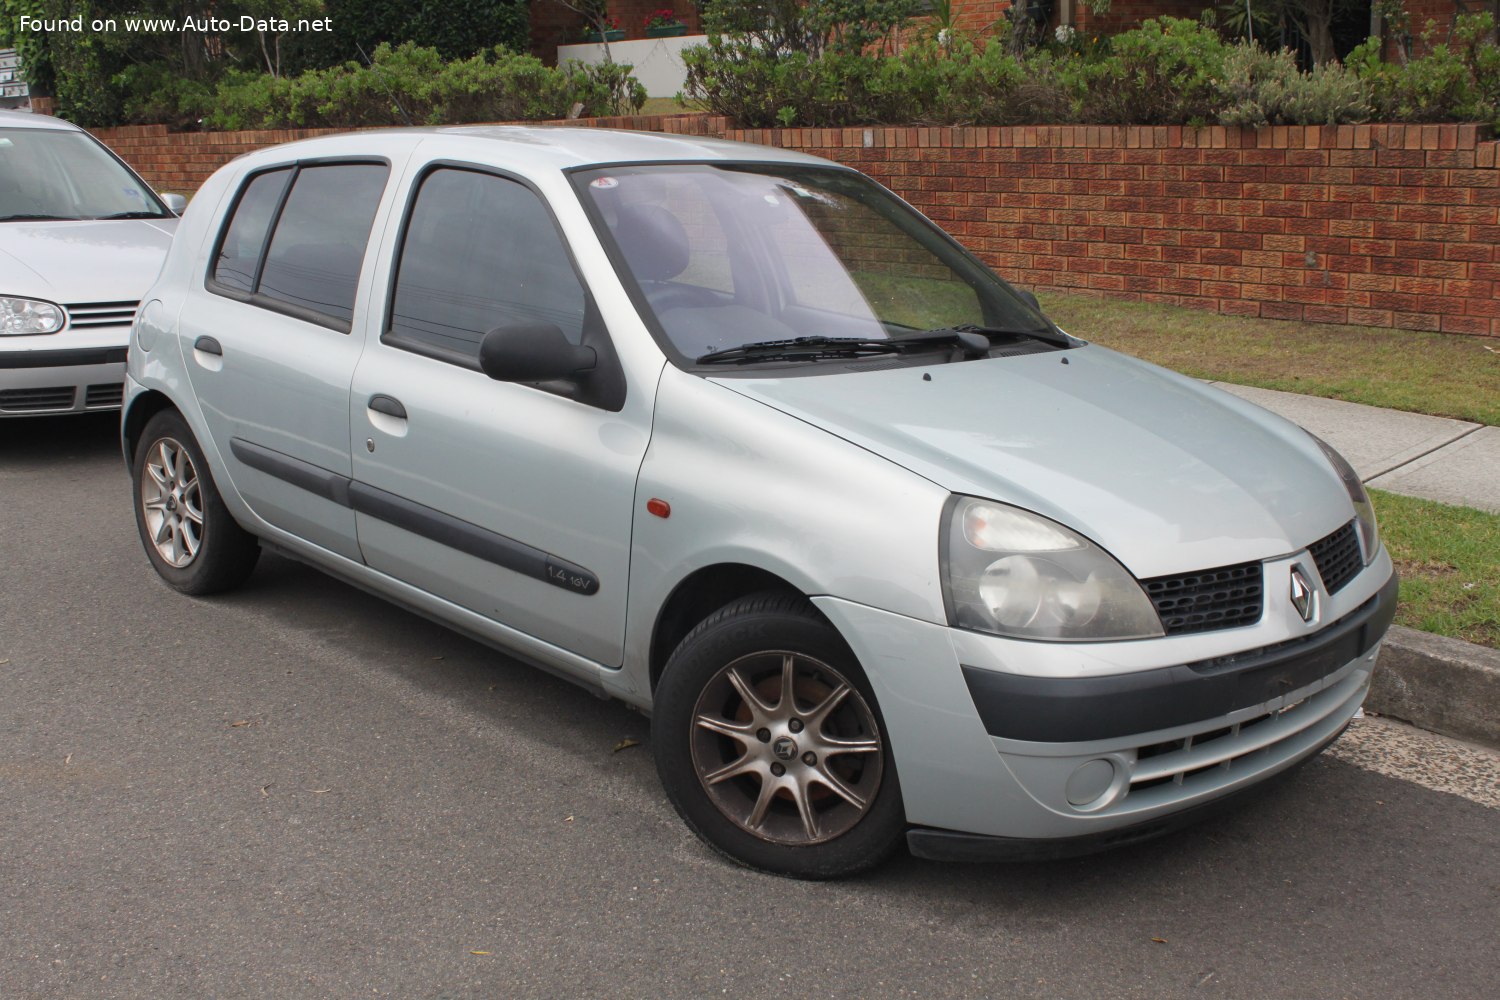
[387,168,587,365]
[213,168,290,293]
[209,162,389,331]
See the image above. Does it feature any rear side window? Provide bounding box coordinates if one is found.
[209,162,389,331]
[386,167,587,366]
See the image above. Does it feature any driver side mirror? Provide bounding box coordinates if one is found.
[161,193,188,214]
[479,321,597,384]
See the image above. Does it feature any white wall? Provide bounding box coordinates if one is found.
[557,34,707,99]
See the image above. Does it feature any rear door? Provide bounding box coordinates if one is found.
[180,159,393,560]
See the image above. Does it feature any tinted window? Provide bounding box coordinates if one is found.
[388,169,587,364]
[212,168,290,293]
[257,164,389,326]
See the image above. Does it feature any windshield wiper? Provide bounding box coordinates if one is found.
[94,211,169,220]
[925,323,1073,348]
[696,330,992,366]
[0,214,82,222]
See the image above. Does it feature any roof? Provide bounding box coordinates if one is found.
[0,109,76,130]
[233,125,835,173]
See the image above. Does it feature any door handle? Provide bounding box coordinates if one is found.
[368,394,407,420]
[194,335,222,356]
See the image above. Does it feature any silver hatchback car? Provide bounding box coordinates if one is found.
[124,128,1396,877]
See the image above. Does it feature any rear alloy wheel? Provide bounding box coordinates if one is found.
[655,592,904,878]
[132,409,259,594]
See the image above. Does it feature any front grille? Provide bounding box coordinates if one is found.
[0,386,74,411]
[64,301,139,330]
[1142,561,1264,635]
[84,383,124,407]
[1309,520,1362,595]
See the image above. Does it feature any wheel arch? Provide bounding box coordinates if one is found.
[122,389,178,464]
[649,563,830,695]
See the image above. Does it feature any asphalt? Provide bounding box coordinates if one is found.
[1206,383,1500,747]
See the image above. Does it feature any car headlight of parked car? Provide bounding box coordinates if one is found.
[942,497,1165,641]
[1311,435,1379,565]
[0,296,65,336]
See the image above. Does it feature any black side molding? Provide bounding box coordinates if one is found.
[230,437,352,507]
[962,572,1398,744]
[1,347,128,369]
[225,436,599,596]
[346,482,599,595]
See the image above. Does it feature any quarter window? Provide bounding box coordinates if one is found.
[212,168,289,293]
[387,168,587,365]
[209,162,389,331]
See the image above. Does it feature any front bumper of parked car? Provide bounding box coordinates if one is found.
[813,548,1397,858]
[0,345,129,415]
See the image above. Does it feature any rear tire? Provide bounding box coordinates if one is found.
[654,592,905,879]
[131,409,259,595]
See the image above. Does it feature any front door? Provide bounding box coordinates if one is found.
[348,165,654,667]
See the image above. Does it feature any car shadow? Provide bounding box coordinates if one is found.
[0,412,122,467]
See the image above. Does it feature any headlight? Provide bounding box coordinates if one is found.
[942,497,1164,641]
[1310,435,1379,564]
[0,296,65,336]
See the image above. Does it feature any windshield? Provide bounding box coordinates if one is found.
[574,163,1054,366]
[0,127,168,222]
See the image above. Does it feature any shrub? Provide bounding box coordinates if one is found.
[1075,18,1230,126]
[1348,14,1500,128]
[113,63,215,129]
[204,43,645,130]
[1219,44,1371,126]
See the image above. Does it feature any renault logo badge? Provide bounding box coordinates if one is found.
[1289,566,1315,622]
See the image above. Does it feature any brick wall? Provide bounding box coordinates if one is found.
[94,117,1500,337]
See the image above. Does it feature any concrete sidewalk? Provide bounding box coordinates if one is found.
[1209,382,1500,749]
[1212,383,1499,513]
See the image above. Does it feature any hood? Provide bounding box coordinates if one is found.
[0,218,176,302]
[713,345,1352,579]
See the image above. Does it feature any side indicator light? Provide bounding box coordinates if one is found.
[647,498,671,519]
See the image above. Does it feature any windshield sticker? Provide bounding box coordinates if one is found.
[590,177,619,190]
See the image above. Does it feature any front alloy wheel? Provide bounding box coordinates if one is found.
[691,650,883,846]
[655,592,904,878]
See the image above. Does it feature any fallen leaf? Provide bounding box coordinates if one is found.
[0,659,9,665]
[1151,937,1168,944]
[64,754,72,765]
[230,720,252,728]
[612,738,641,753]
[469,950,491,956]
[260,784,272,797]
[564,815,574,823]
[311,789,331,794]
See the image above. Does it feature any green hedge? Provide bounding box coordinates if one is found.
[202,43,645,130]
[683,15,1500,130]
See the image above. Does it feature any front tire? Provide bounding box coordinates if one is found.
[131,409,259,594]
[654,592,905,878]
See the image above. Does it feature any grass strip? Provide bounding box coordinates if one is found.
[1373,489,1500,649]
[1040,292,1500,426]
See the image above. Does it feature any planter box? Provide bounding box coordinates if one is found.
[581,29,626,43]
[645,25,688,38]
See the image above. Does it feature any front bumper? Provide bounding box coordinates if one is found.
[0,346,128,415]
[812,557,1397,845]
